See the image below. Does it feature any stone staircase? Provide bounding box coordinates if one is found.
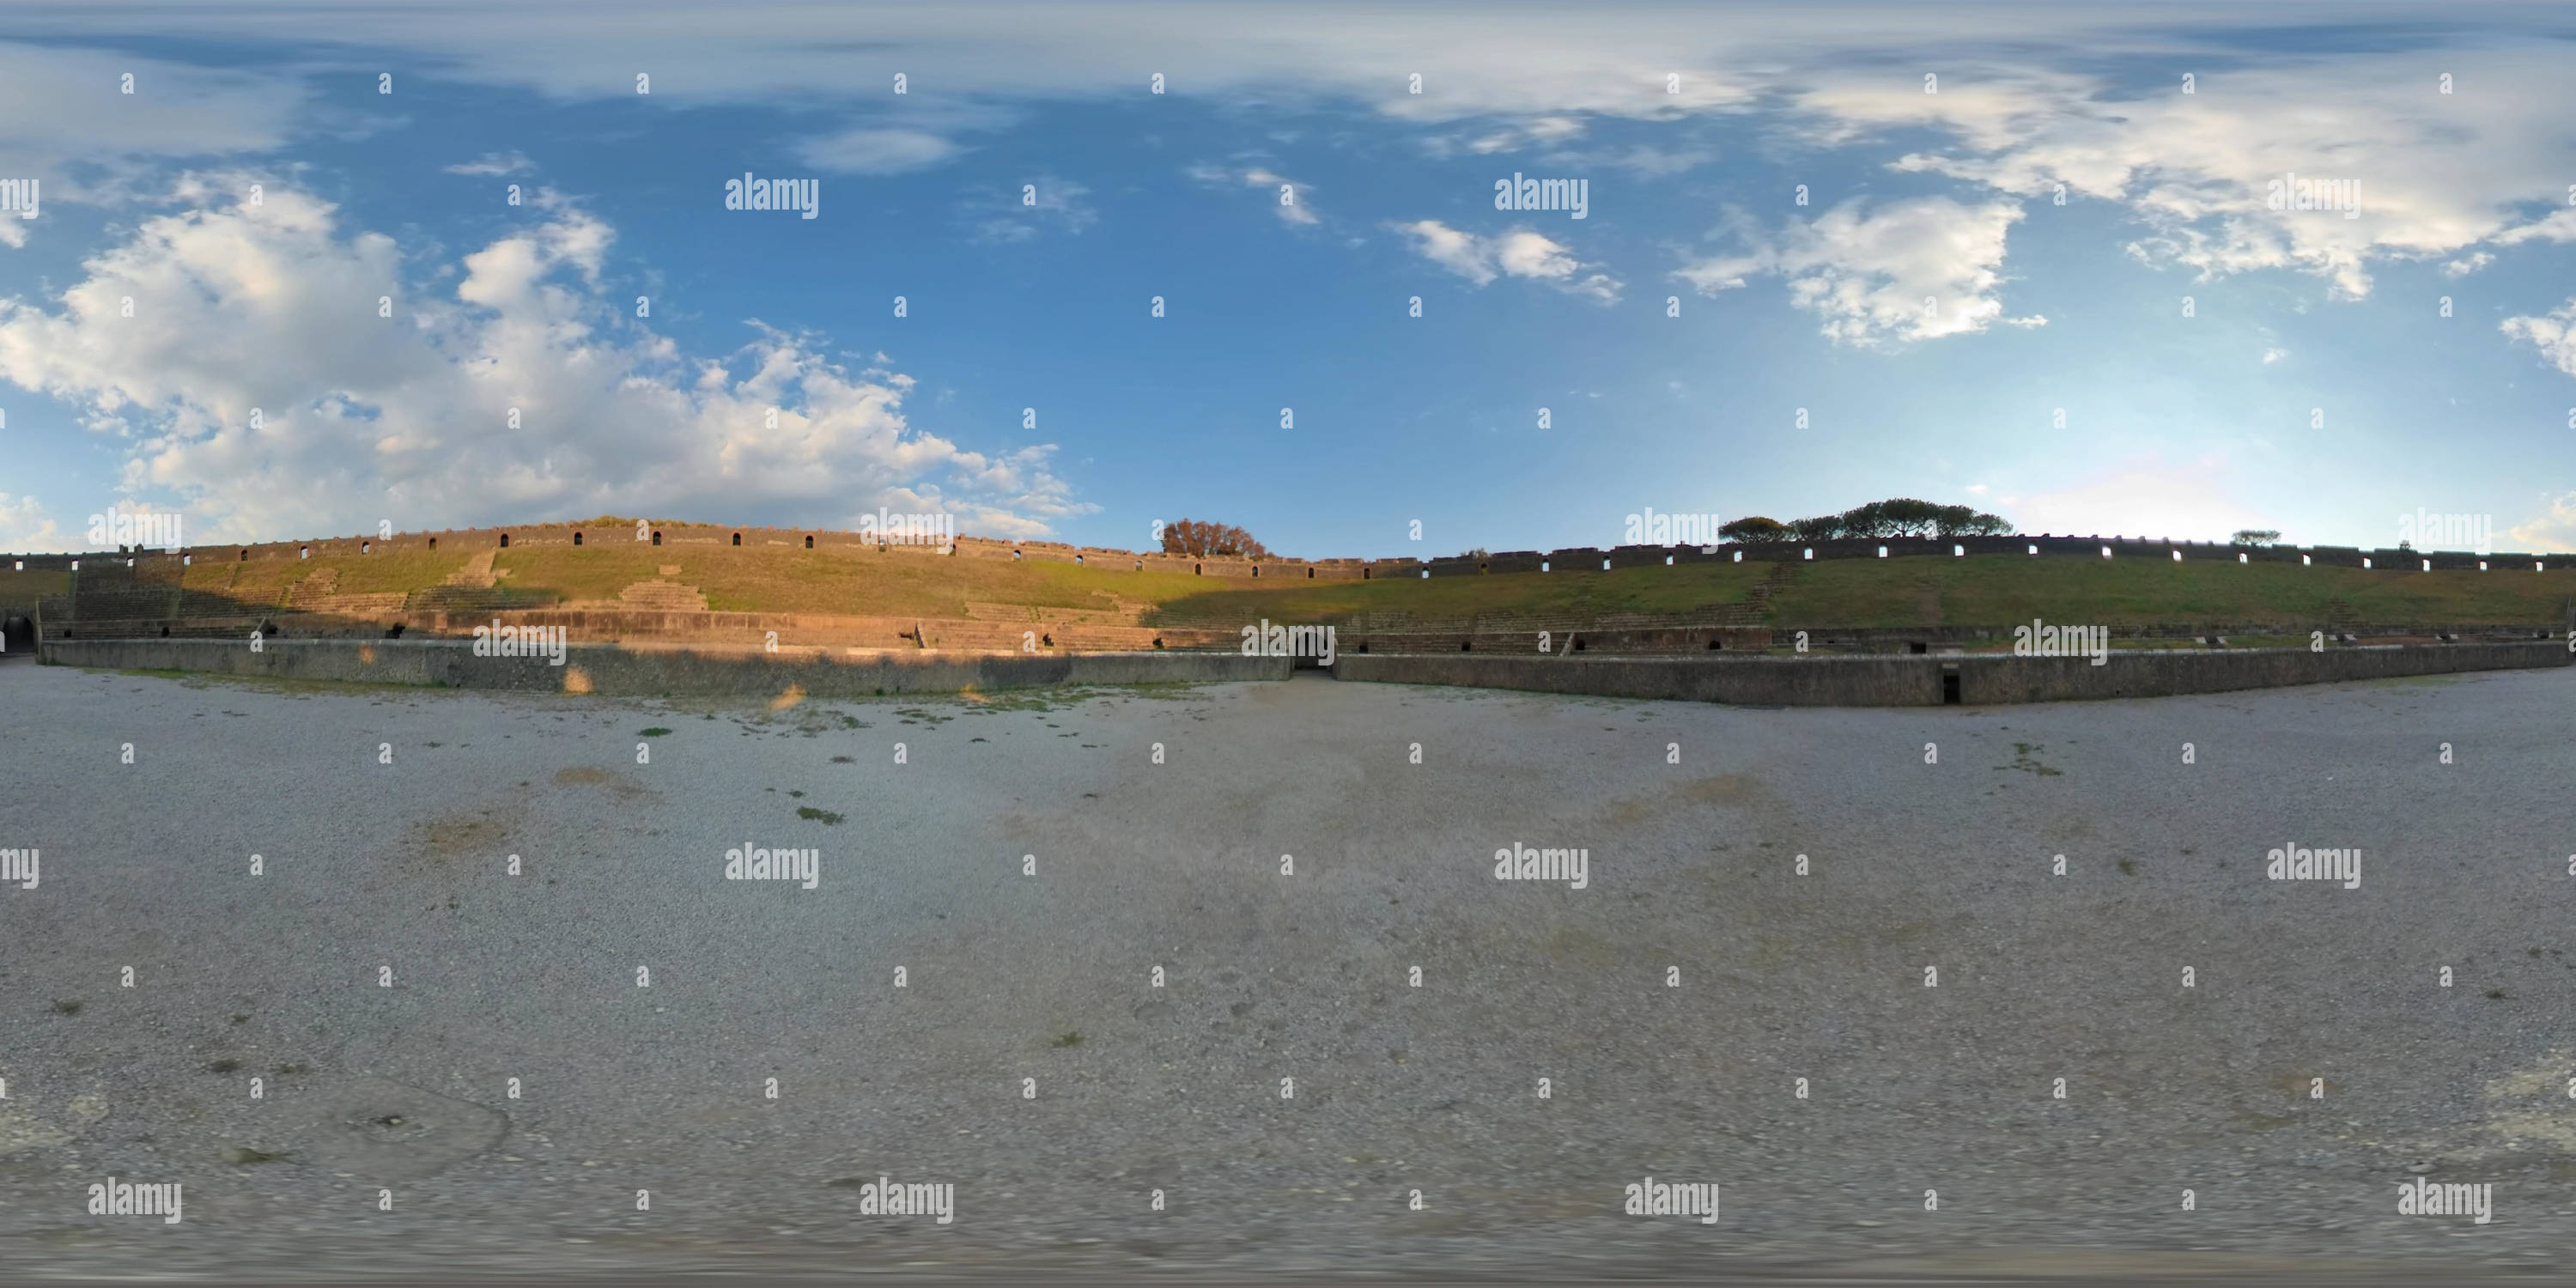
[446,549,499,588]
[617,580,710,611]
[395,549,529,617]
[1718,559,1800,625]
[282,568,347,609]
[963,599,1146,629]
[404,585,550,616]
[272,568,406,619]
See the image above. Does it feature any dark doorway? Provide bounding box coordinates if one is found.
[499,533,510,548]
[804,535,814,549]
[1941,667,1962,704]
[652,531,662,546]
[573,532,583,545]
[732,532,743,545]
[3,614,39,653]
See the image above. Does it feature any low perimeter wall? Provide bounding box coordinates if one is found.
[43,637,2570,705]
[39,638,1290,696]
[1331,641,2572,707]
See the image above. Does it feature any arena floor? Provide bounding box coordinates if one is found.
[3,658,2569,1282]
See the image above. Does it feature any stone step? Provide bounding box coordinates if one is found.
[443,549,500,587]
[616,580,711,611]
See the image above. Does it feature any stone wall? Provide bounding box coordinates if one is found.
[1333,652,1941,704]
[1330,641,2572,707]
[8,525,2555,578]
[1955,641,2573,703]
[36,637,1291,696]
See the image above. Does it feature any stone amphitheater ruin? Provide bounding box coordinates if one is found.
[6,519,2568,665]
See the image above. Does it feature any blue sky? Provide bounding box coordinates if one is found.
[3,1,2574,557]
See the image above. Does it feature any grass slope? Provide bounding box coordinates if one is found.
[89,547,2576,629]
[489,545,1210,617]
[0,568,72,604]
[1762,556,2576,629]
[1147,562,1770,624]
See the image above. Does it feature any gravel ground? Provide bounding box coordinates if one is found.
[1,656,2571,1284]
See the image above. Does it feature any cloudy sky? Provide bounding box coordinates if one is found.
[2,0,2573,556]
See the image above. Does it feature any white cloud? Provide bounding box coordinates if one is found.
[2501,298,2576,380]
[2262,346,2287,365]
[1396,219,1494,283]
[1243,169,1318,225]
[0,492,64,551]
[1818,49,2576,301]
[1190,164,1317,225]
[2442,252,2493,277]
[796,127,960,174]
[0,41,301,203]
[6,7,2569,317]
[1394,220,1619,302]
[0,179,1088,543]
[1445,115,1589,155]
[966,177,1095,242]
[1677,197,2042,346]
[2488,210,2576,246]
[443,150,535,177]
[0,4,1762,191]
[2506,492,2576,554]
[7,4,2571,284]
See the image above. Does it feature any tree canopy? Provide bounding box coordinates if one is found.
[1159,519,1271,560]
[1716,515,1791,543]
[1734,498,2013,543]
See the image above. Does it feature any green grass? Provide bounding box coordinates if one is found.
[0,568,71,604]
[1762,556,2576,629]
[1147,561,1771,624]
[180,549,477,605]
[490,544,1218,617]
[1153,554,2576,629]
[70,544,2575,631]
